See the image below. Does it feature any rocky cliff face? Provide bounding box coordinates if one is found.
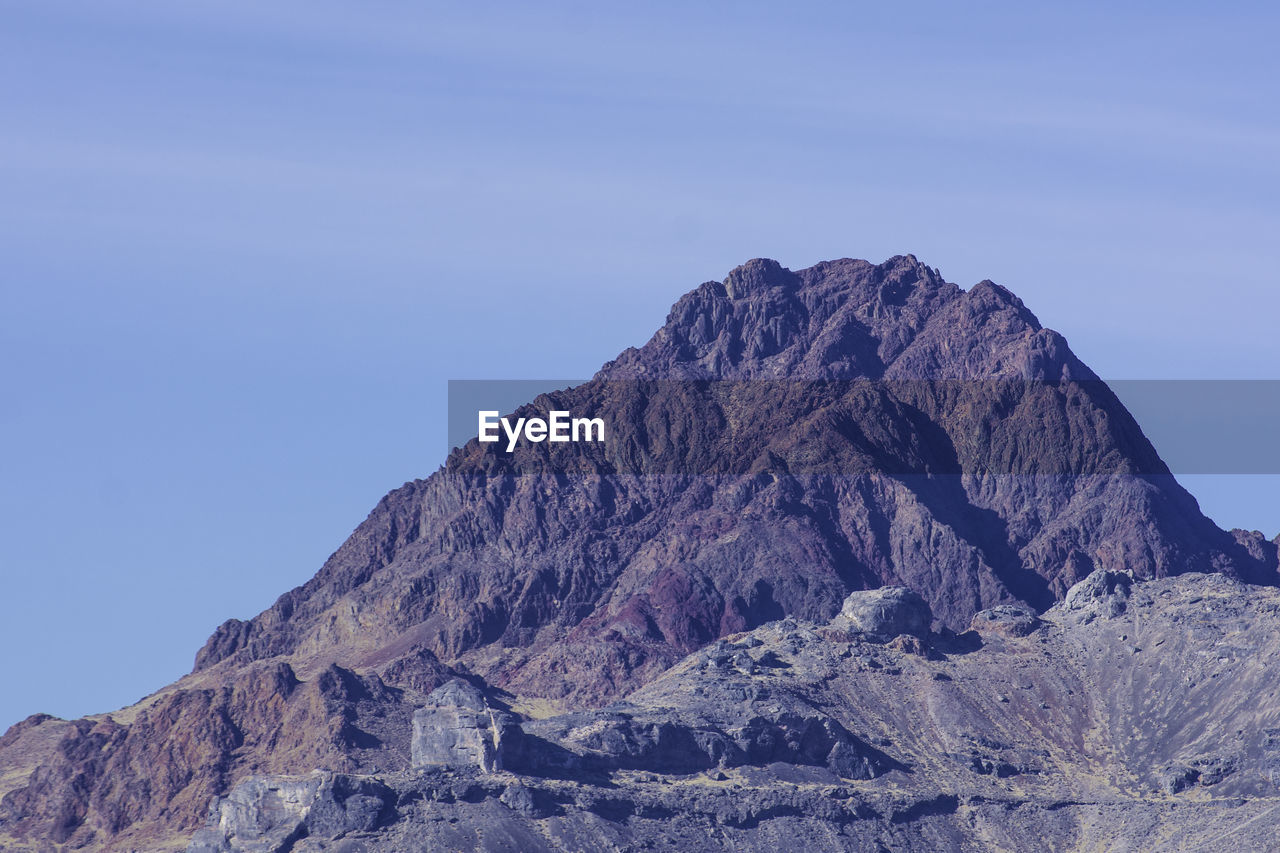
[1,255,1276,850]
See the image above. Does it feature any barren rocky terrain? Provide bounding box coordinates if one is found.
[181,571,1280,851]
[2,255,1277,851]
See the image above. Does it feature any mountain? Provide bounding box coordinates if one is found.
[1,255,1276,851]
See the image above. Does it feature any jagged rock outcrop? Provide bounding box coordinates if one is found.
[2,254,1278,850]
[186,771,394,853]
[1061,568,1135,622]
[410,679,520,772]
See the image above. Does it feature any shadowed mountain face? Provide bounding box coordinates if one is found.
[2,255,1277,850]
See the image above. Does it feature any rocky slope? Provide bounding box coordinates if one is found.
[1,255,1276,850]
[183,571,1280,851]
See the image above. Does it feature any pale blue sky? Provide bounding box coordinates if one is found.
[3,1,1279,731]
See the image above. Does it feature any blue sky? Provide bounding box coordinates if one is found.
[3,1,1279,731]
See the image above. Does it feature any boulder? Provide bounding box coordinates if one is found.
[1062,570,1133,623]
[835,587,932,640]
[969,604,1041,638]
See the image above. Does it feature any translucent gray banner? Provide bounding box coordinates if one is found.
[447,379,1280,475]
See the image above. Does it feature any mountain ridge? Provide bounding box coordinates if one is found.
[190,256,1267,686]
[2,254,1277,850]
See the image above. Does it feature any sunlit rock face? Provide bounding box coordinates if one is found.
[411,679,520,773]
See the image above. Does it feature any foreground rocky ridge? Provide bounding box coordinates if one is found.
[183,572,1280,852]
[3,255,1278,849]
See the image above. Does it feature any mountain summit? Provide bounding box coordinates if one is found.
[193,255,1272,698]
[602,256,1078,382]
[2,256,1277,850]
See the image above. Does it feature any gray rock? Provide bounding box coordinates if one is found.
[1062,570,1133,622]
[424,678,487,711]
[1156,764,1200,795]
[411,678,520,772]
[304,775,393,837]
[835,587,932,640]
[826,740,881,780]
[186,771,392,853]
[186,774,321,853]
[1191,754,1237,786]
[499,782,559,819]
[969,604,1041,637]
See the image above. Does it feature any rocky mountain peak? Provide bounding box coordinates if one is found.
[598,255,1073,382]
[3,253,1277,851]
[721,257,796,299]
